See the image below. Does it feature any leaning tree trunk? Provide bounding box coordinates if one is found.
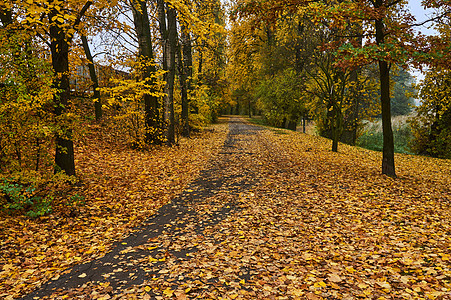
[81,35,102,121]
[49,10,75,176]
[375,14,396,177]
[131,0,161,144]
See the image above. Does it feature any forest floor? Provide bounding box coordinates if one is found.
[2,116,451,299]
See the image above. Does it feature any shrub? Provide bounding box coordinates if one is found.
[0,179,52,217]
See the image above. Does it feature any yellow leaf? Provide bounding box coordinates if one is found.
[400,276,409,284]
[163,287,174,296]
[328,273,342,283]
[144,286,151,292]
[376,281,391,289]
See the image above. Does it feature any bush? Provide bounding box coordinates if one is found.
[0,179,52,217]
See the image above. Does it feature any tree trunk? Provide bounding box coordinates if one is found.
[331,108,342,152]
[177,43,188,137]
[49,10,76,176]
[157,0,168,73]
[345,68,360,146]
[303,114,306,133]
[165,4,177,145]
[131,0,161,144]
[295,20,305,74]
[81,35,102,121]
[157,0,175,144]
[349,23,363,146]
[375,12,396,177]
[198,43,203,84]
[287,118,297,131]
[179,26,192,137]
[0,8,13,27]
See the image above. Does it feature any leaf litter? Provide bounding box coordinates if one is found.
[0,120,228,299]
[2,116,451,299]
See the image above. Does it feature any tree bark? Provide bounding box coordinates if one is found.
[375,3,396,177]
[81,35,102,121]
[131,0,161,144]
[331,107,343,152]
[302,114,306,133]
[177,43,188,136]
[349,69,359,146]
[180,26,192,137]
[164,4,177,145]
[197,40,204,86]
[157,0,175,145]
[157,0,168,72]
[49,8,76,176]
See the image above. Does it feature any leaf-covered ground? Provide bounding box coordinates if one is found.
[0,120,228,299]
[2,116,451,299]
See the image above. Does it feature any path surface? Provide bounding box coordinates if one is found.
[23,117,268,299]
[21,116,451,299]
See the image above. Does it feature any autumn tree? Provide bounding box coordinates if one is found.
[156,0,177,145]
[131,0,163,144]
[409,12,451,159]
[410,68,451,158]
[227,12,261,117]
[178,24,193,137]
[0,5,55,175]
[191,0,229,123]
[232,0,434,176]
[80,35,103,120]
[0,1,107,176]
[76,6,123,121]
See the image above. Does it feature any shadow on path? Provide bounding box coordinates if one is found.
[22,117,264,299]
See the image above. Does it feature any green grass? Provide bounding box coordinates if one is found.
[248,117,289,134]
[357,118,414,154]
[248,117,267,126]
[271,129,289,135]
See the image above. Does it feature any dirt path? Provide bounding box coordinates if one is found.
[23,116,269,299]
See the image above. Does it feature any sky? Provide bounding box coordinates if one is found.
[406,1,439,84]
[407,0,438,36]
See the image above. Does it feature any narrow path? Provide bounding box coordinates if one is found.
[23,116,266,299]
